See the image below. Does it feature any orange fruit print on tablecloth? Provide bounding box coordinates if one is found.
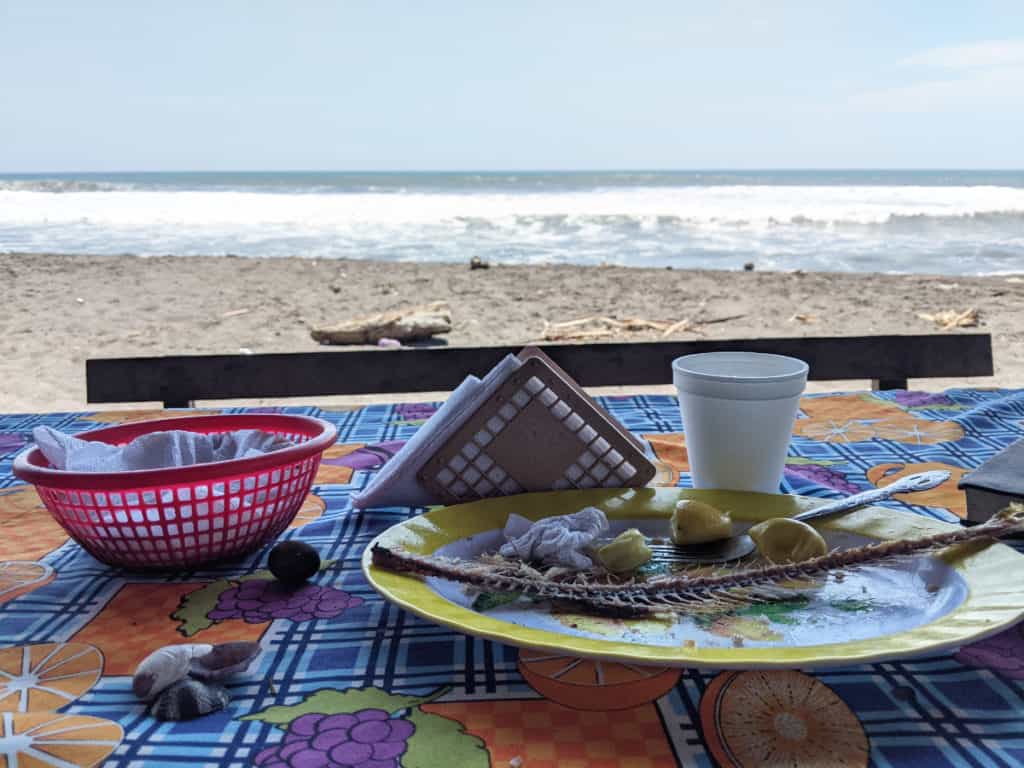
[82,409,223,424]
[0,712,123,767]
[794,394,964,445]
[287,493,326,529]
[422,698,676,768]
[0,561,55,605]
[70,583,265,675]
[518,651,680,711]
[870,417,964,444]
[792,418,878,443]
[0,643,103,713]
[314,444,364,485]
[867,461,970,518]
[799,394,907,421]
[643,433,689,486]
[700,669,868,768]
[0,486,69,561]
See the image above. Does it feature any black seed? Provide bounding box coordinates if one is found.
[268,541,321,587]
[892,685,917,702]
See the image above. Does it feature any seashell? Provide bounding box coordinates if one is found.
[149,678,229,721]
[132,643,213,701]
[189,641,261,681]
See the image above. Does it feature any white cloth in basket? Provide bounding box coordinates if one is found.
[33,426,293,472]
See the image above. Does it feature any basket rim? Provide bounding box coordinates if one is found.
[11,413,338,490]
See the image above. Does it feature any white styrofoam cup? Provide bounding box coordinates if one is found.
[672,352,809,493]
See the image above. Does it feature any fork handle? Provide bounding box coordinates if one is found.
[792,470,951,524]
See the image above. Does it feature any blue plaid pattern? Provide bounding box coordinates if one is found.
[0,390,1022,766]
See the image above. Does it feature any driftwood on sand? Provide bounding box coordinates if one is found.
[540,313,747,342]
[917,308,980,330]
[311,301,453,345]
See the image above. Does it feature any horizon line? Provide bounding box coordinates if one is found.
[3,167,1024,175]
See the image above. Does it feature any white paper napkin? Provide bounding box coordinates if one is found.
[351,353,523,509]
[33,426,294,472]
[499,508,609,569]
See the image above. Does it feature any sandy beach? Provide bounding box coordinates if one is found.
[2,253,1022,412]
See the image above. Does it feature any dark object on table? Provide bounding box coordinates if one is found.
[959,440,1024,524]
[149,678,229,721]
[86,334,993,406]
[269,540,321,586]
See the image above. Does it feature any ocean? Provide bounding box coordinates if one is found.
[2,170,1023,274]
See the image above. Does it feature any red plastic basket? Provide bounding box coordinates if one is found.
[12,414,338,570]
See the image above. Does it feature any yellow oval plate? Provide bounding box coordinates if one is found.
[362,488,1024,669]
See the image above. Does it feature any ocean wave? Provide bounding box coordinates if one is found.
[1,184,1023,274]
[0,178,130,193]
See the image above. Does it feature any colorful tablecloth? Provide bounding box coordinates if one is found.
[1,389,1023,767]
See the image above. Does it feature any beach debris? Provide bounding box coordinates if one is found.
[75,297,85,304]
[190,642,261,681]
[660,318,701,337]
[221,308,251,318]
[917,307,979,330]
[149,678,230,721]
[311,301,452,345]
[133,644,213,701]
[789,313,817,324]
[377,337,402,348]
[541,313,747,341]
[470,255,490,270]
[268,541,321,587]
[238,347,254,355]
[743,262,755,271]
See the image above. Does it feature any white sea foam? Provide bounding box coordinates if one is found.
[2,183,1023,273]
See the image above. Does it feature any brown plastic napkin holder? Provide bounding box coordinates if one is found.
[416,348,656,504]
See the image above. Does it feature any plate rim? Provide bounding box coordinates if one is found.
[362,488,1024,669]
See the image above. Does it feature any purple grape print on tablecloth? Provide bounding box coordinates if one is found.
[893,391,955,408]
[322,442,406,472]
[784,463,861,495]
[254,709,415,768]
[208,580,363,624]
[955,624,1024,679]
[394,402,437,422]
[0,432,26,455]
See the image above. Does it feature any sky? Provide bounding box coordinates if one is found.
[1,1,1023,171]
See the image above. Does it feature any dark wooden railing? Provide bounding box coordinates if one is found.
[86,334,994,407]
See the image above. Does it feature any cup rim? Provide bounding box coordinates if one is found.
[671,352,809,384]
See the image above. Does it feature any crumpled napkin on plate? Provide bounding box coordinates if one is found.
[499,507,609,569]
[32,426,294,472]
